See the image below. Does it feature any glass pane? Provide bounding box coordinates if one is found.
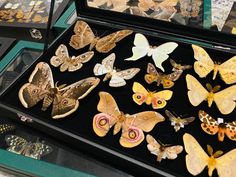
[0,49,42,92]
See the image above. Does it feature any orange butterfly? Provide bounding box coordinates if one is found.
[93,92,165,148]
[199,110,236,142]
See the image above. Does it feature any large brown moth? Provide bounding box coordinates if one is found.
[93,92,165,148]
[50,44,94,72]
[18,62,100,119]
[69,20,133,53]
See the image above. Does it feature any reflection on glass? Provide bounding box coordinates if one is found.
[0,49,41,92]
[86,0,236,35]
[0,0,63,24]
[67,11,77,25]
[87,0,204,27]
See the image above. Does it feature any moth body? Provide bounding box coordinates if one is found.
[207,156,216,177]
[213,64,220,80]
[207,91,214,107]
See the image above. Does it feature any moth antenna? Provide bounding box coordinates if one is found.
[173,111,178,117]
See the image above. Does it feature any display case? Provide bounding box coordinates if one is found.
[0,0,236,177]
[0,0,70,42]
[0,40,43,93]
[54,2,76,32]
[0,37,15,60]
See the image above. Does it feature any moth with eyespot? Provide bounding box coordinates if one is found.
[18,62,100,119]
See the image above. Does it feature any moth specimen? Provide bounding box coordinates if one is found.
[93,53,140,87]
[132,82,173,109]
[5,135,52,160]
[165,110,195,132]
[93,92,165,148]
[199,110,236,142]
[124,33,178,71]
[192,44,236,84]
[18,62,100,119]
[146,134,183,162]
[0,124,15,134]
[183,133,236,177]
[138,0,178,12]
[144,62,182,88]
[169,59,192,72]
[179,0,202,17]
[69,20,133,53]
[186,74,236,115]
[50,44,94,72]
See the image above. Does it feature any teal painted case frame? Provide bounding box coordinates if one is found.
[54,2,76,30]
[0,41,44,73]
[0,149,95,177]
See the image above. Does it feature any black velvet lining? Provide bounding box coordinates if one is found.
[1,19,236,177]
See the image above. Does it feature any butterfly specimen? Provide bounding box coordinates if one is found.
[169,59,192,72]
[144,63,182,88]
[132,82,173,109]
[199,110,236,142]
[165,110,195,132]
[5,135,52,160]
[192,44,236,84]
[93,92,165,148]
[69,20,133,53]
[125,33,178,71]
[179,0,202,17]
[0,124,15,134]
[18,62,100,119]
[50,44,94,72]
[87,0,129,12]
[186,74,236,115]
[93,53,140,87]
[146,134,183,162]
[183,133,236,177]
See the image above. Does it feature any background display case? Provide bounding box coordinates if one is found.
[0,0,236,177]
[0,37,15,60]
[0,0,70,42]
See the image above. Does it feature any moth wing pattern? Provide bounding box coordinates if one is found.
[198,110,219,135]
[50,44,69,68]
[96,29,133,53]
[219,56,236,84]
[93,53,116,76]
[52,77,100,119]
[124,33,150,61]
[192,44,214,78]
[152,42,178,71]
[120,111,165,148]
[18,62,54,108]
[186,74,209,106]
[214,85,236,115]
[69,20,95,49]
[5,135,28,154]
[183,133,209,176]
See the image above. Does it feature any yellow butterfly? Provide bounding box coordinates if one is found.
[132,82,173,109]
[186,74,236,115]
[183,133,236,177]
[192,44,236,84]
[93,92,165,148]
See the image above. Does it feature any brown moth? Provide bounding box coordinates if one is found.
[50,44,94,72]
[69,20,133,53]
[18,62,100,119]
[144,63,182,88]
[146,134,183,162]
[169,59,192,72]
[165,110,195,132]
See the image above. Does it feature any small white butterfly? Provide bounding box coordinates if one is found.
[125,33,178,72]
[93,53,140,87]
